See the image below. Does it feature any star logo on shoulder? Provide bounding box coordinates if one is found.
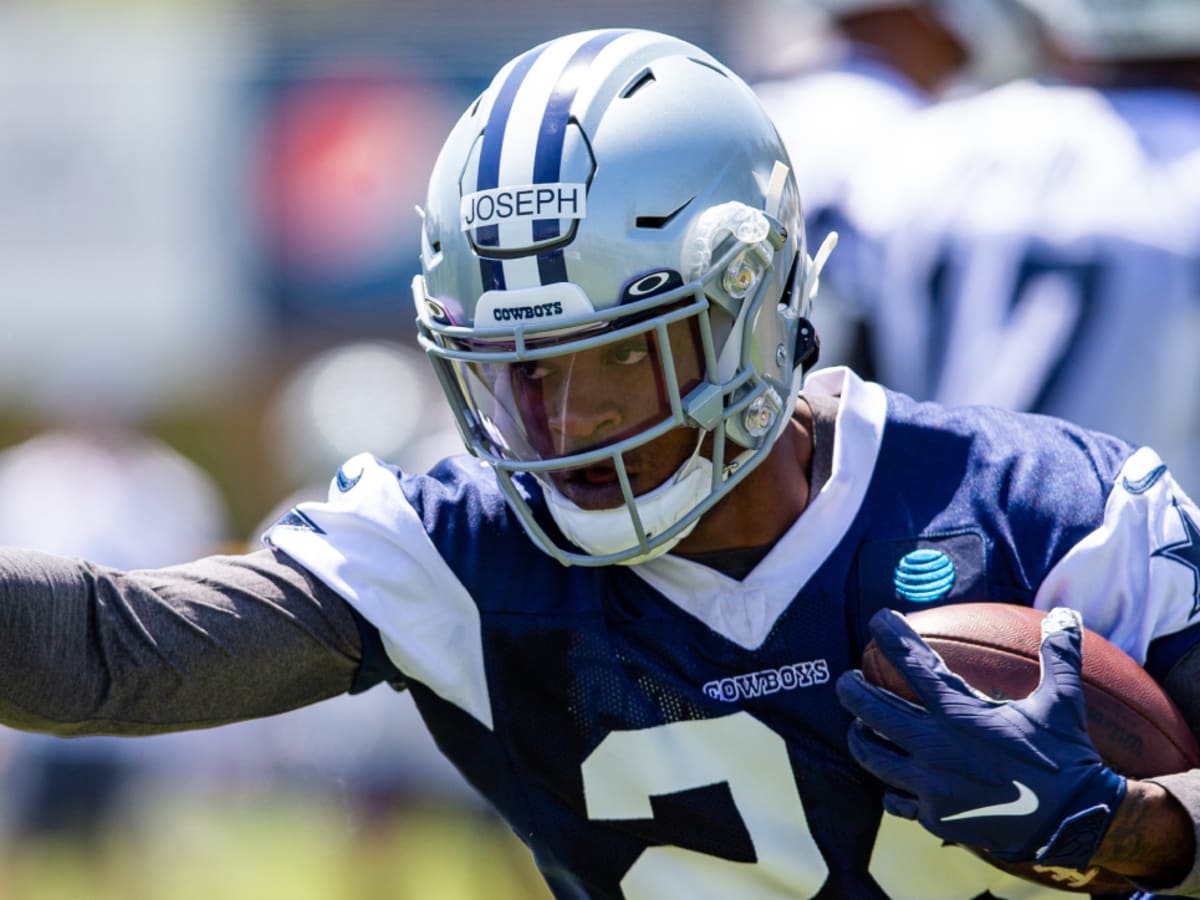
[336,464,364,493]
[1153,500,1200,619]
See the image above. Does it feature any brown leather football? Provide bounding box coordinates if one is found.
[861,602,1200,894]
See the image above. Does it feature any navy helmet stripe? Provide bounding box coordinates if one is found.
[536,251,569,285]
[532,30,630,285]
[472,31,634,291]
[475,44,546,254]
[480,258,506,292]
[531,30,628,243]
[473,45,547,292]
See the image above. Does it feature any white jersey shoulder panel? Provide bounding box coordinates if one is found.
[266,452,493,730]
[1035,447,1200,662]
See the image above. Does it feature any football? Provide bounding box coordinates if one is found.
[861,602,1200,894]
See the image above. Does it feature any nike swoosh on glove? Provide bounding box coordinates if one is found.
[835,606,1127,869]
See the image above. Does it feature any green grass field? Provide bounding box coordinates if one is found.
[0,789,553,900]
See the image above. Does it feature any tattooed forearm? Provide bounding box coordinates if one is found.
[1091,780,1194,883]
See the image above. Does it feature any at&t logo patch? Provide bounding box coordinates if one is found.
[893,548,956,603]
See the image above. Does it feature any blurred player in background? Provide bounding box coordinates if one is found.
[836,0,1200,489]
[2,27,1200,899]
[753,0,1037,367]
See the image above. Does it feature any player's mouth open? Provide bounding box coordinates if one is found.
[554,463,629,509]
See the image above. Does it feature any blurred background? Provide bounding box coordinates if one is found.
[0,4,787,897]
[0,0,804,542]
[1,0,1197,896]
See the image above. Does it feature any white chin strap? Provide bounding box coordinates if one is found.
[542,455,713,565]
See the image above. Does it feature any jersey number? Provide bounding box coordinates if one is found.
[581,712,1078,899]
[926,245,1103,412]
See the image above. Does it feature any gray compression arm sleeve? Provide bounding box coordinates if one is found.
[0,546,369,736]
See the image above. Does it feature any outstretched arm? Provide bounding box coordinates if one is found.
[0,546,389,736]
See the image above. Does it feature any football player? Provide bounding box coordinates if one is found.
[835,0,1200,491]
[2,27,1200,898]
[753,0,1036,369]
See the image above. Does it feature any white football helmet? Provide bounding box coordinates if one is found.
[414,29,831,566]
[1015,0,1200,60]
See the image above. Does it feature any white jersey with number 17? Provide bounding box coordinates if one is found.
[843,78,1200,493]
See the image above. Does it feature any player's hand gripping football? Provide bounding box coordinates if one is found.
[835,607,1126,869]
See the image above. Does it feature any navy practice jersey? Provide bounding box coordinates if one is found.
[267,368,1200,899]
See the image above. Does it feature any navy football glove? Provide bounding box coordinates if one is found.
[835,607,1126,869]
